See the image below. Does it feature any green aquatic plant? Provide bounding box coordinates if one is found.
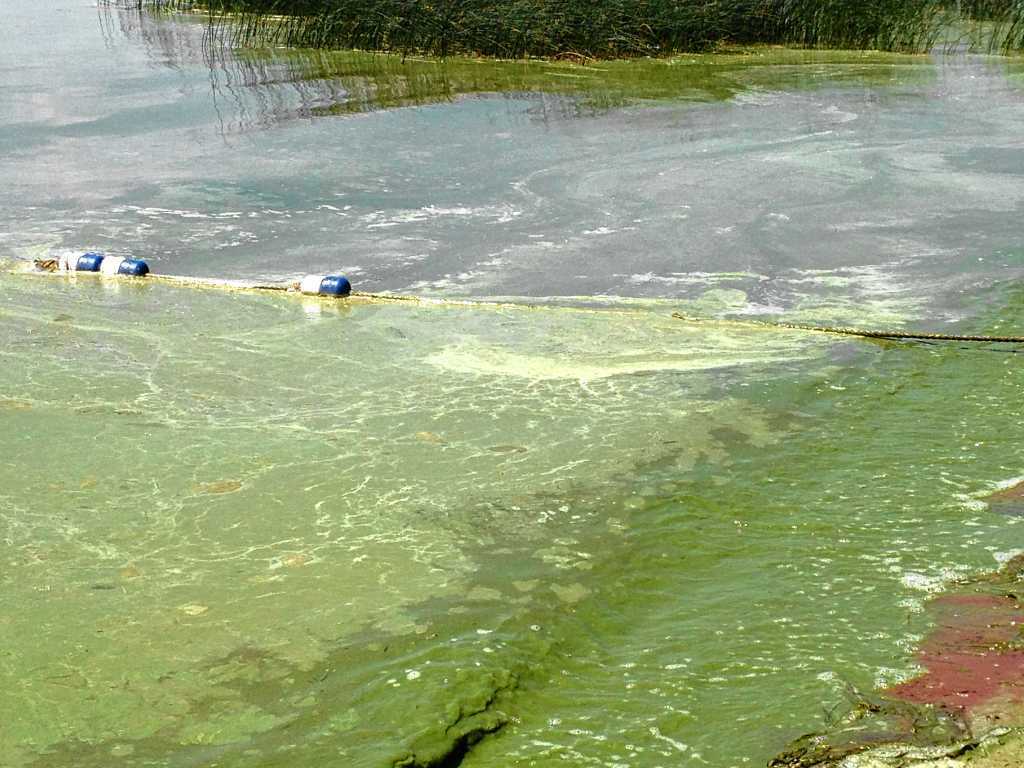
[227,46,933,116]
[113,0,986,58]
[771,0,952,51]
[969,0,1024,52]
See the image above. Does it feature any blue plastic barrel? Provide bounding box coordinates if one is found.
[99,257,149,277]
[117,259,150,277]
[77,252,105,271]
[299,274,352,297]
[319,275,351,296]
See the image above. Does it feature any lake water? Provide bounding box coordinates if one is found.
[4,3,1024,767]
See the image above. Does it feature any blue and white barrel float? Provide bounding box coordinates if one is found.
[58,251,105,272]
[99,255,149,277]
[57,251,149,277]
[299,274,352,297]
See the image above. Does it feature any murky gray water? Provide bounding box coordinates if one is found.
[4,4,1024,315]
[4,3,1024,768]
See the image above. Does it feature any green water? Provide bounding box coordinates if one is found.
[4,271,1024,767]
[6,3,1024,767]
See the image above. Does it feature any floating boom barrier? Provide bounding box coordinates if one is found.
[17,253,1024,344]
[60,251,150,277]
[35,253,351,297]
[25,253,586,310]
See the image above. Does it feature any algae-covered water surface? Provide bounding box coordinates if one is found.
[5,2,1024,767]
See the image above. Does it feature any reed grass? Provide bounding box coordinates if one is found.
[109,7,936,121]
[117,0,1024,57]
[961,0,1024,51]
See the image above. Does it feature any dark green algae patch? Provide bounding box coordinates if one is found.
[770,552,1024,767]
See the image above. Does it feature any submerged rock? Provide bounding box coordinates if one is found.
[986,481,1024,504]
[984,481,1024,517]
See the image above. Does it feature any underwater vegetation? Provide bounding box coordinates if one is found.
[113,0,1024,58]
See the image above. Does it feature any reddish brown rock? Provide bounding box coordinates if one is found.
[987,481,1024,504]
[771,555,1024,766]
[887,593,1024,715]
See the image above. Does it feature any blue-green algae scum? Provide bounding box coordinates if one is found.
[5,3,1024,767]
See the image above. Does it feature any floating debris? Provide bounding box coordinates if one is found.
[283,553,309,568]
[119,565,142,580]
[0,398,32,410]
[191,480,243,495]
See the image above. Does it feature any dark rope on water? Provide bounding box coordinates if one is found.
[671,312,1024,344]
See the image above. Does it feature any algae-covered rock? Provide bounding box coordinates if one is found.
[768,686,968,767]
[392,668,517,768]
[773,728,1024,768]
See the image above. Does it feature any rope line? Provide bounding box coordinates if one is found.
[671,312,1024,344]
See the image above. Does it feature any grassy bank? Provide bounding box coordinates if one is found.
[116,0,1024,58]
[121,0,1024,59]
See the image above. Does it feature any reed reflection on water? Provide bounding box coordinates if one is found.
[104,6,640,134]
[103,5,950,138]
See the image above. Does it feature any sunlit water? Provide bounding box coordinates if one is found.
[4,3,1024,767]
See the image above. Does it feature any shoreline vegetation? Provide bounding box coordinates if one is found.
[117,0,1024,59]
